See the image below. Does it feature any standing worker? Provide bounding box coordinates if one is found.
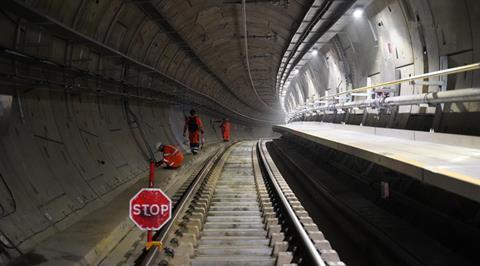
[155,143,184,168]
[183,109,204,154]
[220,118,231,142]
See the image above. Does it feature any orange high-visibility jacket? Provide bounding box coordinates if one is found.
[220,120,231,141]
[162,145,184,168]
[184,116,204,145]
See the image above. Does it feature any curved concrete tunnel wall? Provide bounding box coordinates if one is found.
[0,0,283,123]
[0,0,279,256]
[3,0,479,261]
[285,0,480,134]
[0,89,271,254]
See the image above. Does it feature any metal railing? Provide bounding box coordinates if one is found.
[321,62,480,101]
[289,62,480,119]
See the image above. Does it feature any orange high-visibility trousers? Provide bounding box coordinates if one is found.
[162,145,184,168]
[184,115,204,153]
[189,131,200,146]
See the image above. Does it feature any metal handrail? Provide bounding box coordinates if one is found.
[139,145,228,266]
[318,62,480,101]
[292,87,480,118]
[257,140,326,266]
[290,62,480,117]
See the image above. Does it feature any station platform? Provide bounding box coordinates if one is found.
[273,122,480,203]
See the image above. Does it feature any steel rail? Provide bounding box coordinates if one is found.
[257,139,326,266]
[138,145,229,266]
[267,139,426,266]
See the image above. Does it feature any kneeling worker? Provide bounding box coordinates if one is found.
[155,143,184,169]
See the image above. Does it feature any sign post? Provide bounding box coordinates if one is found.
[147,160,155,245]
[130,169,172,249]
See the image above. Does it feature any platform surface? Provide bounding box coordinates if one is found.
[274,122,480,203]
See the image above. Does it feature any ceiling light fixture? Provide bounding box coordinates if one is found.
[353,7,364,18]
[312,48,318,56]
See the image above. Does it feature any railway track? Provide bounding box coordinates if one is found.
[137,141,343,266]
[267,137,479,266]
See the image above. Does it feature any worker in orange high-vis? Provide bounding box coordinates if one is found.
[183,109,204,154]
[155,143,184,169]
[220,118,231,142]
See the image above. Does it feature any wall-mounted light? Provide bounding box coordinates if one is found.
[353,7,364,19]
[311,48,318,56]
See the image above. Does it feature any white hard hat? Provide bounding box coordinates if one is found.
[155,142,163,150]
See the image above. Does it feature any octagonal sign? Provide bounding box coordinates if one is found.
[129,188,172,230]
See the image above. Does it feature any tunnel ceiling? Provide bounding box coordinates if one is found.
[155,0,312,111]
[0,0,317,123]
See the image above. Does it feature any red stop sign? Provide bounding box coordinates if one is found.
[129,188,172,230]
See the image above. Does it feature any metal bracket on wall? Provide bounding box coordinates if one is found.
[361,110,368,126]
[410,80,445,88]
[431,56,449,132]
[386,106,398,128]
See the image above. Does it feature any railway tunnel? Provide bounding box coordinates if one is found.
[1,0,480,265]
